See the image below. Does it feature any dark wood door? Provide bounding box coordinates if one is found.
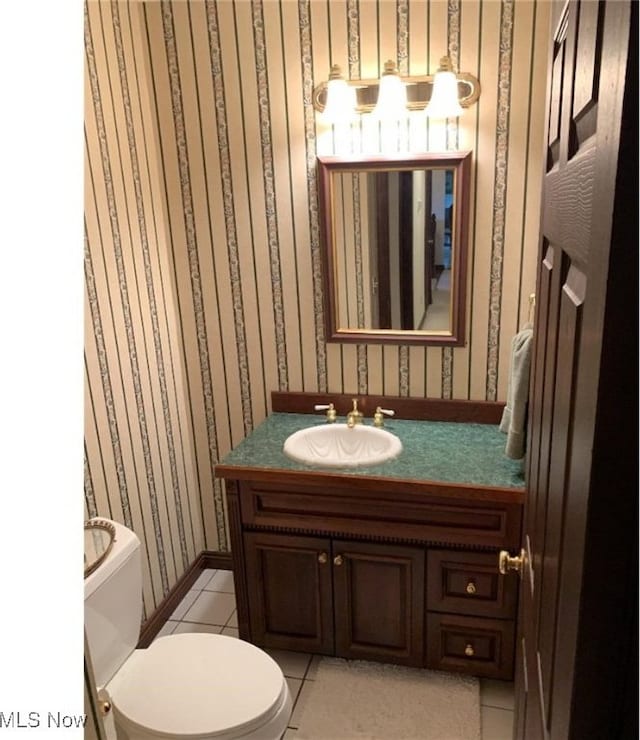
[375,172,391,328]
[514,1,637,738]
[332,539,425,667]
[244,532,334,654]
[398,171,414,329]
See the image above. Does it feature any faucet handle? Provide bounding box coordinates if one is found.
[314,403,337,422]
[373,407,395,427]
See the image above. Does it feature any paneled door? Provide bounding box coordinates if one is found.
[244,532,334,655]
[332,539,425,667]
[512,1,637,738]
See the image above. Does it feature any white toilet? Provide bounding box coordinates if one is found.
[84,519,292,740]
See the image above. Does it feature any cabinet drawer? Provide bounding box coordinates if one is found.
[426,550,518,619]
[426,613,515,680]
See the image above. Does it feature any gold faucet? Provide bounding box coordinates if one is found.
[346,399,363,428]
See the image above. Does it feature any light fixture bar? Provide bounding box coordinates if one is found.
[312,66,480,115]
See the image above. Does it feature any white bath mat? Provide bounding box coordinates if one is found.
[294,658,481,740]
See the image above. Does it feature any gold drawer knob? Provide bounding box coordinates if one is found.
[334,554,344,566]
[318,552,328,564]
[466,581,477,595]
[464,643,475,657]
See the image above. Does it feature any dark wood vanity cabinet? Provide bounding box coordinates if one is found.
[221,472,522,681]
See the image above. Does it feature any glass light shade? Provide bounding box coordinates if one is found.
[425,68,463,118]
[322,66,357,124]
[372,60,407,120]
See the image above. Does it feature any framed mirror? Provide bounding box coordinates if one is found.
[317,151,471,345]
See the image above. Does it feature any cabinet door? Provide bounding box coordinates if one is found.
[332,540,425,666]
[244,532,334,654]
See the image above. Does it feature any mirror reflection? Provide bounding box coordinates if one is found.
[318,152,471,346]
[332,168,454,332]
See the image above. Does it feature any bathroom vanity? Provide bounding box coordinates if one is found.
[215,393,524,680]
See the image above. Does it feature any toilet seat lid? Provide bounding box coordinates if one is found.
[109,633,286,738]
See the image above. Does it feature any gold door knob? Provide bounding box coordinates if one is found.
[499,549,525,575]
[318,552,328,564]
[464,643,475,657]
[334,554,344,566]
[466,581,477,595]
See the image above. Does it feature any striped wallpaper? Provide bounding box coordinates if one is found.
[84,0,550,613]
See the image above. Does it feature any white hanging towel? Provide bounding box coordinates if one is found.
[500,324,534,459]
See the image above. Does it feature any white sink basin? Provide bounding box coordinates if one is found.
[283,424,402,468]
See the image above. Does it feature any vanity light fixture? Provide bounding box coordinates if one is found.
[313,56,480,119]
[322,64,358,124]
[371,60,407,120]
[425,56,464,118]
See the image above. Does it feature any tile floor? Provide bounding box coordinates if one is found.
[154,568,515,739]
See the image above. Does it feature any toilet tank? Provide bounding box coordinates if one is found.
[84,518,143,688]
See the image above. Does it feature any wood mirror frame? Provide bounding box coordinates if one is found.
[317,152,471,345]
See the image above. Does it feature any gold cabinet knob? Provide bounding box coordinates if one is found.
[318,552,328,564]
[466,581,477,595]
[498,548,525,575]
[333,554,344,566]
[464,643,475,657]
[99,700,112,716]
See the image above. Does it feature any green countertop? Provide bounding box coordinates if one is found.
[217,413,525,490]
